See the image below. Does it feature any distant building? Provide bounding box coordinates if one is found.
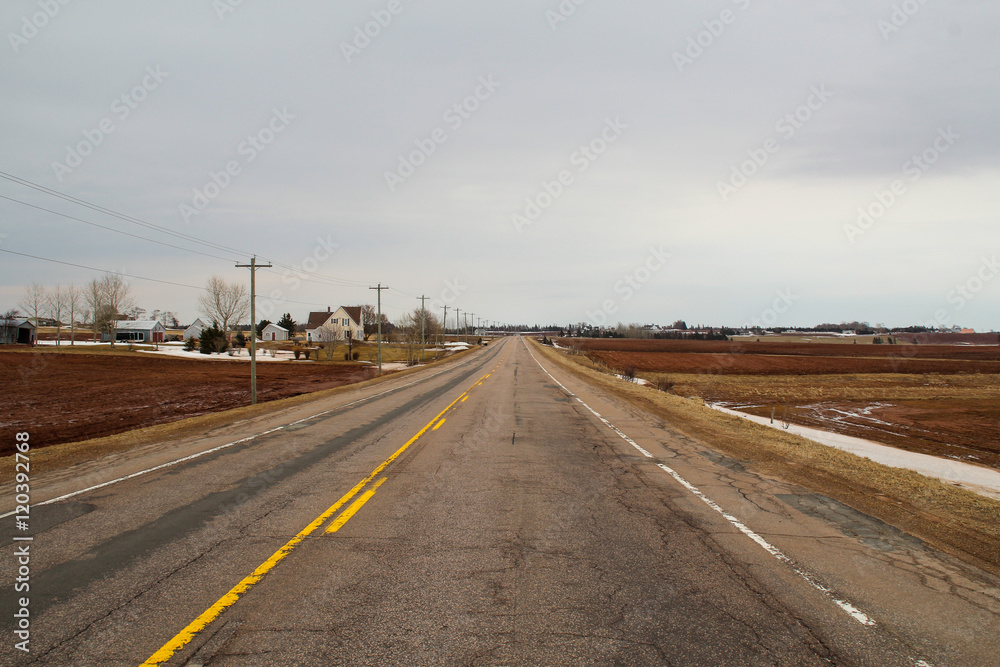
[261,323,289,341]
[0,318,36,345]
[183,318,207,340]
[102,320,166,343]
[305,306,364,343]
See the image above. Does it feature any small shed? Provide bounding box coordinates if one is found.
[261,323,289,341]
[103,320,166,343]
[183,318,207,340]
[0,318,36,345]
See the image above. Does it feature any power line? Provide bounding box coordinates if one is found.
[0,170,250,258]
[0,194,240,263]
[0,247,206,291]
[0,247,345,310]
[0,170,375,290]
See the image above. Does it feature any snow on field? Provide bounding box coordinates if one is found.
[709,404,1000,500]
[137,346,302,362]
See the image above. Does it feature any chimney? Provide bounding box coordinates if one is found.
[328,306,331,312]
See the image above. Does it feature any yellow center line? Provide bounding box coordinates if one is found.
[325,477,388,534]
[432,418,446,431]
[139,362,500,666]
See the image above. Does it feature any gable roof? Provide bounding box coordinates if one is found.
[306,306,363,330]
[262,323,288,332]
[306,311,333,330]
[343,306,362,326]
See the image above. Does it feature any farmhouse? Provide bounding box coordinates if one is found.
[0,318,36,345]
[183,318,207,340]
[261,323,289,341]
[305,306,364,343]
[103,320,166,343]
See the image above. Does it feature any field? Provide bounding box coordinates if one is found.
[0,349,375,453]
[560,338,1000,469]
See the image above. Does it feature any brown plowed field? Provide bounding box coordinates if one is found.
[558,338,1000,469]
[563,339,1000,374]
[0,350,375,454]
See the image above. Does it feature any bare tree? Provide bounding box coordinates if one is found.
[315,322,341,360]
[100,273,135,347]
[19,283,47,333]
[66,284,82,346]
[361,304,377,340]
[198,276,249,342]
[84,277,106,342]
[47,284,68,346]
[1,308,22,344]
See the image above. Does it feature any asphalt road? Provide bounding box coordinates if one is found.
[2,336,999,665]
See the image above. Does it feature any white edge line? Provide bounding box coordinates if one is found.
[1,360,471,519]
[522,339,877,628]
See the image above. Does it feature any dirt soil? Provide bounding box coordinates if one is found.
[0,350,375,454]
[564,339,1000,375]
[560,338,1000,469]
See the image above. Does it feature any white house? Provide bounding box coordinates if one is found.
[103,320,166,343]
[183,318,207,340]
[305,306,364,343]
[261,323,289,341]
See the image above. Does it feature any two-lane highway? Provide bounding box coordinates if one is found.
[3,336,999,665]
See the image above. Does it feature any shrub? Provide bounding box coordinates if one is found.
[183,337,196,352]
[345,352,351,360]
[353,352,359,360]
[294,349,301,360]
[303,349,311,360]
[655,378,675,393]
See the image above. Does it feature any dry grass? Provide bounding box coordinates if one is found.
[533,340,1000,577]
[652,371,1000,404]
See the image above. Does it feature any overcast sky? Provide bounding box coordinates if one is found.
[1,1,998,330]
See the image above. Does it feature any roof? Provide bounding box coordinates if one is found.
[306,311,332,330]
[306,306,363,330]
[262,323,288,332]
[185,318,206,329]
[114,320,165,330]
[1,318,35,328]
[343,306,362,325]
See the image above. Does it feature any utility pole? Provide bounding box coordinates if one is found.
[370,283,388,374]
[466,312,473,342]
[236,255,272,405]
[417,295,427,362]
[441,304,449,345]
[455,308,461,345]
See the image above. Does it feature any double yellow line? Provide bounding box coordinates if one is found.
[141,354,505,666]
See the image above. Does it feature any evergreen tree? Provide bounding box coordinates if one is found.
[276,312,296,332]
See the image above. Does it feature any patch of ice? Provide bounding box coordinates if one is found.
[708,404,1000,500]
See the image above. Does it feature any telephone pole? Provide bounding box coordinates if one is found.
[236,255,272,405]
[417,295,427,362]
[441,304,448,345]
[455,308,461,345]
[369,283,387,374]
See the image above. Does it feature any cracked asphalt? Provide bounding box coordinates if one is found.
[2,336,999,665]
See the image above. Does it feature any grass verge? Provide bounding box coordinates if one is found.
[532,340,1000,577]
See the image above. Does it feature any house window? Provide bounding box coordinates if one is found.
[343,318,348,325]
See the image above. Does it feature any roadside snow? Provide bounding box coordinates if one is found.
[709,404,1000,500]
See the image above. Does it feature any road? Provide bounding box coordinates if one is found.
[2,336,999,665]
